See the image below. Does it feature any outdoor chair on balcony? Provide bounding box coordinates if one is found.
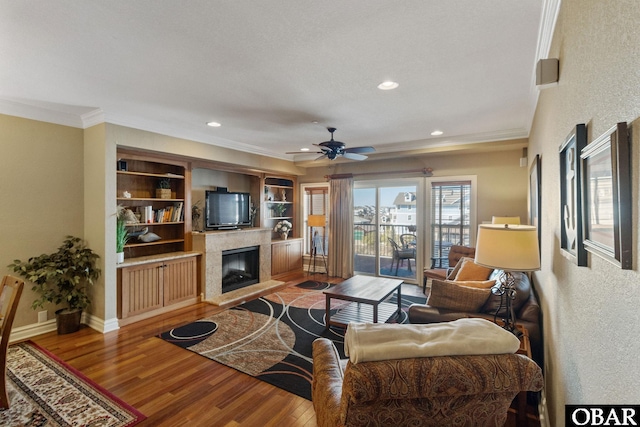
[388,238,415,274]
[400,233,416,250]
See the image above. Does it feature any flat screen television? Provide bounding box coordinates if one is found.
[205,191,251,230]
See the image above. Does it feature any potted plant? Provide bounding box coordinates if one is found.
[273,220,292,240]
[116,219,129,263]
[271,203,286,217]
[8,235,101,334]
[156,177,171,199]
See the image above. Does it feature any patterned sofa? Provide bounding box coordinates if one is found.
[311,337,543,427]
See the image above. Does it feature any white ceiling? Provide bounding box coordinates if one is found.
[0,1,557,163]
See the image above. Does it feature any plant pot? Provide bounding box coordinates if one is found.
[280,232,288,240]
[116,252,125,264]
[55,308,82,335]
[156,188,171,199]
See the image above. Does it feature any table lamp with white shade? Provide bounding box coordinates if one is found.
[491,216,521,225]
[474,224,540,335]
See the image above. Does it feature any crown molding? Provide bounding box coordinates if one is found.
[525,0,562,133]
[102,112,288,160]
[372,127,529,154]
[0,98,87,128]
[81,108,106,128]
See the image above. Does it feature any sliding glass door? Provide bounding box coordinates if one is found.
[353,181,420,282]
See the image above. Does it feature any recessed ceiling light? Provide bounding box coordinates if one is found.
[431,130,443,136]
[301,148,310,152]
[206,121,221,127]
[377,81,399,90]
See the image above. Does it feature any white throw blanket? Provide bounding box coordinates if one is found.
[344,318,521,364]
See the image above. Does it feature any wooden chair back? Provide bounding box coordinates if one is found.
[0,275,24,409]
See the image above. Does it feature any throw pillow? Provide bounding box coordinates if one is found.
[454,258,494,281]
[427,279,492,312]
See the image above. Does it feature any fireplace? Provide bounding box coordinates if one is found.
[221,246,260,293]
[193,228,272,301]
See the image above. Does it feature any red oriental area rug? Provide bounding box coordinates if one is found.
[1,341,146,427]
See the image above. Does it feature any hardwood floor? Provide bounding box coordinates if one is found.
[26,273,534,426]
[29,272,336,426]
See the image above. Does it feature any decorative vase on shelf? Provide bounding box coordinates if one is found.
[156,188,171,199]
[116,252,125,264]
[280,232,288,240]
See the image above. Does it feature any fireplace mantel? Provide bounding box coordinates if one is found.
[193,228,272,300]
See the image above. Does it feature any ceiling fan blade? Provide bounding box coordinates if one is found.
[286,150,326,155]
[345,146,375,154]
[315,153,328,161]
[342,152,368,161]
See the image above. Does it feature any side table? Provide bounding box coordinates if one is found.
[514,324,533,426]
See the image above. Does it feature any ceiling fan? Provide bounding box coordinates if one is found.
[290,127,375,161]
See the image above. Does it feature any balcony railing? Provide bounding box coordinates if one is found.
[353,222,470,264]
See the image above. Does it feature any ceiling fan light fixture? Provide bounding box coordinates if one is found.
[377,81,399,90]
[206,121,221,127]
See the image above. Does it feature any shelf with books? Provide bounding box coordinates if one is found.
[262,175,297,239]
[117,150,190,259]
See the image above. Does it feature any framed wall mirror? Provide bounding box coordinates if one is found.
[580,122,631,269]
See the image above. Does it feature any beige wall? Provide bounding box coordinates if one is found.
[300,147,529,225]
[0,114,85,328]
[529,1,640,424]
[84,123,113,321]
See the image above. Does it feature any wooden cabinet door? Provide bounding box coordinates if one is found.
[271,242,289,276]
[163,257,198,306]
[271,239,303,276]
[119,261,164,318]
[288,239,303,270]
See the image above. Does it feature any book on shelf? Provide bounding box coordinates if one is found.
[139,202,184,224]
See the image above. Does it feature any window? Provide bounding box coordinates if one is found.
[302,184,329,255]
[429,180,473,268]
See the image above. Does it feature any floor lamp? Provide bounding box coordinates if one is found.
[307,215,327,275]
[474,224,540,336]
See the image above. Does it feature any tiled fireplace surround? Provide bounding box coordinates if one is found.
[193,228,272,301]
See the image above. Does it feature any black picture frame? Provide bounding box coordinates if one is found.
[528,154,541,246]
[580,122,631,269]
[559,124,587,266]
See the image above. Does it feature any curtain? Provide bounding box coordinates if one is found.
[329,176,354,278]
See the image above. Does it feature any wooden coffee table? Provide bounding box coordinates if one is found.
[324,275,404,330]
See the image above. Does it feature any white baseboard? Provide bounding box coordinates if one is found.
[10,319,57,343]
[82,312,120,333]
[9,314,120,343]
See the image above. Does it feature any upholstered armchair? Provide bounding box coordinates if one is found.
[312,337,543,427]
[423,245,476,292]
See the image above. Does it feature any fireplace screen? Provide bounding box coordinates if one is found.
[221,246,260,293]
